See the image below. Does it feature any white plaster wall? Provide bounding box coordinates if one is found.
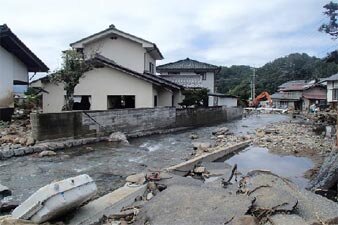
[83,36,155,73]
[217,97,237,107]
[327,81,337,102]
[157,88,173,107]
[0,46,28,108]
[201,72,214,92]
[42,82,65,113]
[145,52,156,74]
[41,67,155,112]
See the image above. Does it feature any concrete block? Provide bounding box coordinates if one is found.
[68,184,146,225]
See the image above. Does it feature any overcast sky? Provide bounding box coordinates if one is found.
[1,0,337,76]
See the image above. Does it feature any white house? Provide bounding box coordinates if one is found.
[0,24,49,121]
[157,58,237,107]
[33,25,184,113]
[322,73,338,109]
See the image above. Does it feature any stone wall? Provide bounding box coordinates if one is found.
[31,106,242,141]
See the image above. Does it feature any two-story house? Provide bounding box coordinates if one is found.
[0,24,49,121]
[156,58,237,107]
[33,25,183,113]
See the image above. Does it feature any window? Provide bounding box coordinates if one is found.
[154,95,158,107]
[107,95,135,109]
[197,72,206,80]
[149,62,154,74]
[333,89,338,101]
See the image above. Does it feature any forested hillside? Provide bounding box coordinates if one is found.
[215,53,338,100]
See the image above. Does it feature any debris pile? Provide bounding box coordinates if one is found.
[253,122,332,172]
[0,120,35,151]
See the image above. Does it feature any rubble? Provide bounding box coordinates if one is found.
[126,173,146,185]
[189,133,199,139]
[0,184,11,199]
[212,127,229,135]
[109,132,129,145]
[38,150,57,157]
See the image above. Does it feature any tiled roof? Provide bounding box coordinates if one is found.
[278,80,307,91]
[157,58,220,72]
[271,92,301,100]
[158,74,202,88]
[0,24,49,72]
[322,73,338,81]
[88,54,183,90]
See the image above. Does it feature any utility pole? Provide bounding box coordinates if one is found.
[250,67,256,100]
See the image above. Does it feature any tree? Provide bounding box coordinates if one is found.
[52,49,92,111]
[179,88,209,108]
[319,1,338,38]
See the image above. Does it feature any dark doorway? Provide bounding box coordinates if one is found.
[73,96,91,110]
[107,95,135,109]
[154,95,158,107]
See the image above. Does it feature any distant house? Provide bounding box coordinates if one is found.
[32,25,183,113]
[271,80,326,110]
[0,24,49,121]
[322,73,338,109]
[157,58,237,107]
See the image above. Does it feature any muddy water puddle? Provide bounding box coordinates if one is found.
[225,146,314,188]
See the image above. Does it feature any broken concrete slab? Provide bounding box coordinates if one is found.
[12,174,97,224]
[249,186,298,212]
[155,173,203,188]
[166,141,251,176]
[134,185,253,225]
[242,170,338,224]
[67,184,146,225]
[264,214,307,225]
[231,215,258,225]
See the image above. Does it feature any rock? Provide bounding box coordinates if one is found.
[13,148,25,156]
[19,138,27,146]
[189,133,199,139]
[1,149,14,158]
[109,132,129,144]
[232,215,258,225]
[25,137,35,146]
[193,166,206,174]
[147,182,157,192]
[192,142,211,150]
[212,127,229,135]
[13,137,21,144]
[146,192,154,201]
[85,146,94,151]
[126,173,146,185]
[256,129,265,137]
[0,216,35,225]
[38,150,57,157]
[0,184,11,198]
[216,135,225,139]
[0,201,19,213]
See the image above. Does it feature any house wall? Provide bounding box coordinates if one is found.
[31,106,243,141]
[202,72,214,93]
[327,81,338,102]
[0,46,28,108]
[83,36,156,74]
[217,97,237,107]
[157,88,173,107]
[41,67,155,112]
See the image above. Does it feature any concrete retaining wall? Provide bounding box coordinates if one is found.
[31,106,243,141]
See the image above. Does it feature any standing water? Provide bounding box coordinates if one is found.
[0,114,313,203]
